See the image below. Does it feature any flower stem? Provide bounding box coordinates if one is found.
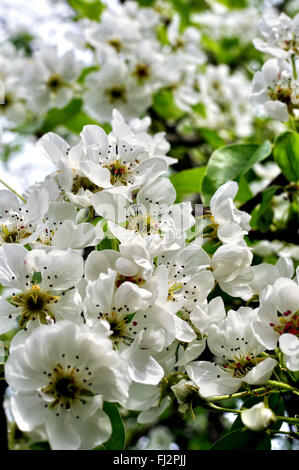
[0,179,26,203]
[288,113,297,132]
[205,381,298,403]
[207,402,241,414]
[267,380,297,392]
[205,387,267,402]
[276,415,299,425]
[291,54,298,80]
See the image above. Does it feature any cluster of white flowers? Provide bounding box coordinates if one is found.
[251,8,299,121]
[0,1,204,126]
[192,64,254,138]
[193,2,259,46]
[1,109,298,449]
[0,0,259,141]
[0,43,27,124]
[81,6,205,121]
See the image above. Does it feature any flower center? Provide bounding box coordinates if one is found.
[0,223,32,244]
[223,355,263,378]
[168,281,183,301]
[115,274,145,288]
[133,63,151,80]
[108,38,122,53]
[42,363,92,411]
[126,214,160,236]
[3,93,13,108]
[97,310,132,347]
[105,160,129,185]
[11,285,59,327]
[47,74,63,91]
[106,86,127,103]
[269,310,299,336]
[71,175,102,195]
[279,35,299,54]
[268,84,292,105]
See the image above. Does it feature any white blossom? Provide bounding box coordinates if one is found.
[5,321,130,450]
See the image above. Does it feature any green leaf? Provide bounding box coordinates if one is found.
[250,185,280,232]
[235,176,253,204]
[201,141,272,205]
[273,131,299,182]
[12,117,45,136]
[64,111,111,135]
[157,24,170,46]
[192,103,206,118]
[78,65,99,84]
[170,167,206,201]
[209,428,271,450]
[136,0,156,6]
[29,441,51,450]
[168,0,210,28]
[267,394,284,431]
[216,0,248,9]
[68,0,105,20]
[41,99,83,133]
[152,88,185,120]
[95,402,125,450]
[10,32,34,56]
[196,127,225,149]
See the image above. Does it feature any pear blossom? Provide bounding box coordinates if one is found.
[249,256,294,295]
[186,307,277,397]
[85,243,154,285]
[0,189,49,246]
[111,109,176,167]
[37,118,169,210]
[122,0,160,31]
[84,267,195,354]
[84,268,153,344]
[208,180,251,244]
[279,334,299,371]
[125,42,166,92]
[22,46,81,114]
[0,244,83,334]
[193,5,259,46]
[175,297,227,367]
[156,244,215,314]
[31,201,104,251]
[0,43,27,124]
[252,277,299,370]
[123,346,179,424]
[83,58,153,123]
[250,58,298,121]
[5,321,130,450]
[85,9,142,60]
[104,178,195,256]
[84,269,169,384]
[194,65,253,138]
[189,242,254,300]
[167,14,206,66]
[253,11,299,58]
[124,380,172,425]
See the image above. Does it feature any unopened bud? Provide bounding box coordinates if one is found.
[241,402,276,431]
[171,379,198,404]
